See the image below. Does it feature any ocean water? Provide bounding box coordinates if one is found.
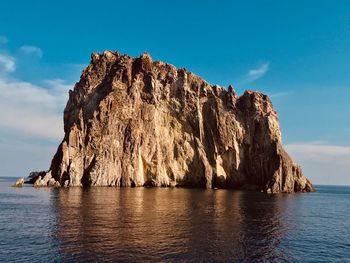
[0,177,349,263]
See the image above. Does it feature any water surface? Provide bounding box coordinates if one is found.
[0,177,349,262]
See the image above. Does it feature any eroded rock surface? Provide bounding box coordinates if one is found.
[35,51,314,193]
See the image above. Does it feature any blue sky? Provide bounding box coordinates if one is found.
[0,0,349,184]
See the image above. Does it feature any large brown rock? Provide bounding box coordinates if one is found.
[40,51,314,193]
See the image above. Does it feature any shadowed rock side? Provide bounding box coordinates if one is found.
[34,51,314,193]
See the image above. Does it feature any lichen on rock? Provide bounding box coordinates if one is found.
[33,51,314,193]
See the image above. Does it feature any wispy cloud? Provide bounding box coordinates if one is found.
[0,35,8,44]
[19,45,43,57]
[286,141,350,185]
[0,37,77,177]
[0,53,15,72]
[0,139,57,176]
[246,62,269,82]
[0,41,74,141]
[268,91,294,99]
[0,76,71,140]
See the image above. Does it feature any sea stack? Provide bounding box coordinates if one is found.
[33,51,314,193]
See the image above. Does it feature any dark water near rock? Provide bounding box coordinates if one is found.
[0,177,349,262]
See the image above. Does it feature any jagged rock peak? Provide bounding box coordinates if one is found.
[31,51,314,193]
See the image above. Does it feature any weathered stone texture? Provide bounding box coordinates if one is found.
[36,51,314,193]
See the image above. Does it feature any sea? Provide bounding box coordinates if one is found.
[0,176,349,262]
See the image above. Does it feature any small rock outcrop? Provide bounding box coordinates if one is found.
[33,171,61,188]
[12,178,24,187]
[33,51,314,193]
[25,171,44,184]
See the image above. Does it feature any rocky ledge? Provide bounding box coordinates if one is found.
[28,51,314,193]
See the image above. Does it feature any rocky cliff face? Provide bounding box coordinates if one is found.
[36,51,314,193]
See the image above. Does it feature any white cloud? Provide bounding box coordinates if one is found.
[0,139,57,177]
[286,142,350,185]
[246,62,269,82]
[0,35,8,44]
[0,76,71,140]
[19,45,43,57]
[0,39,76,177]
[268,91,294,99]
[0,53,15,72]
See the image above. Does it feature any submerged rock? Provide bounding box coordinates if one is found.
[33,51,314,193]
[12,178,24,187]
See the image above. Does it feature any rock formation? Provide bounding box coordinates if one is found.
[32,51,314,193]
[12,178,24,187]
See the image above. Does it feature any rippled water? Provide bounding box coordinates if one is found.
[0,177,349,262]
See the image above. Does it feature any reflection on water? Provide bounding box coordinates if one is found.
[1,179,349,262]
[52,188,291,262]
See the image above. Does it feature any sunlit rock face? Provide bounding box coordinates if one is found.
[42,51,314,193]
